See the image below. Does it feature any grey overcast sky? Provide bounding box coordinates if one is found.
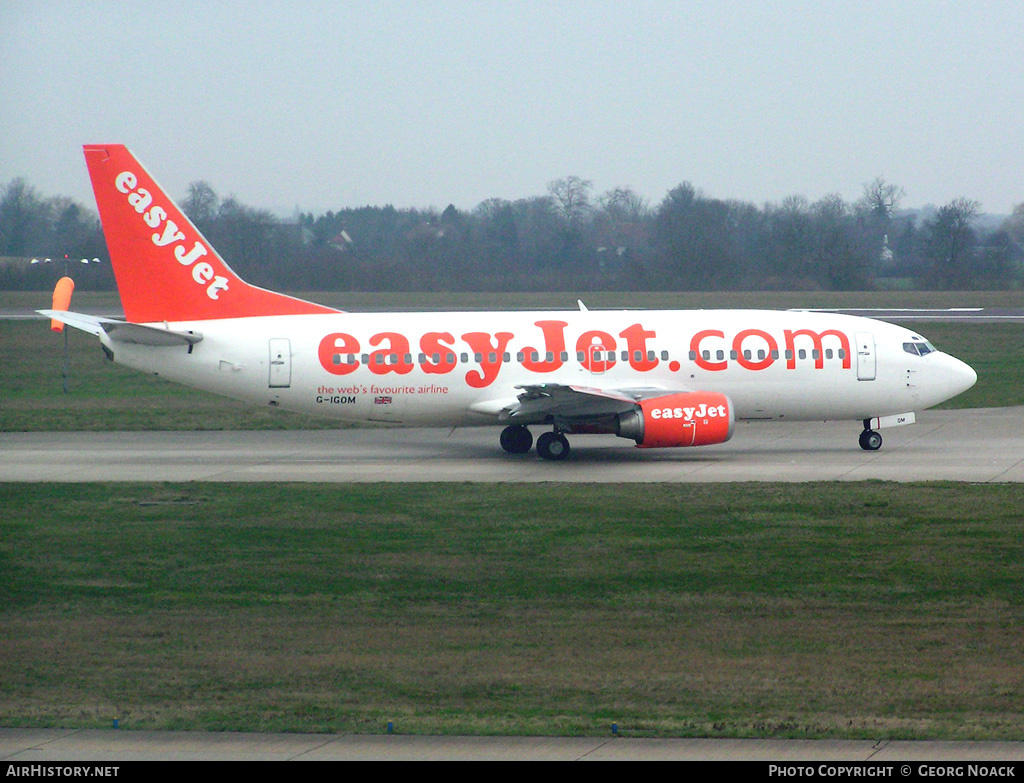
[2,0,1022,217]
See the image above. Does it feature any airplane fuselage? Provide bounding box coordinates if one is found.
[103,308,975,428]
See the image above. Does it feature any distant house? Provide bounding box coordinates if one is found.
[329,230,354,252]
[274,222,317,247]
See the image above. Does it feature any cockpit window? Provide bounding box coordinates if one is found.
[903,340,937,356]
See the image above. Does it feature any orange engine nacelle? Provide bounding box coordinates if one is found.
[616,392,735,448]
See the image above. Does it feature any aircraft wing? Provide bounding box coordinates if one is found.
[502,382,692,422]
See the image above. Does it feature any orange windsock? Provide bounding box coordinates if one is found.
[50,276,74,332]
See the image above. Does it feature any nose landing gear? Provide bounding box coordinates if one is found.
[859,419,883,451]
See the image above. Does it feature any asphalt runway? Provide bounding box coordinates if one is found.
[4,728,1024,761]
[2,406,1022,483]
[790,307,1024,323]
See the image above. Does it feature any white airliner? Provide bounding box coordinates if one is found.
[41,145,977,460]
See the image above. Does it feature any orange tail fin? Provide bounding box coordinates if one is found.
[83,145,339,323]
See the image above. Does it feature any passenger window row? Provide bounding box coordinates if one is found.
[331,349,674,365]
[330,347,852,366]
[689,349,848,361]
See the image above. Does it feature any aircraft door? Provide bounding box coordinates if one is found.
[269,338,292,388]
[855,332,876,381]
[587,342,611,375]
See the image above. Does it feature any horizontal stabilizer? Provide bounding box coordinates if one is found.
[38,310,203,346]
[102,321,202,346]
[37,309,104,337]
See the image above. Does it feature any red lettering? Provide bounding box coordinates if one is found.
[419,331,457,375]
[690,329,726,372]
[575,330,617,372]
[318,323,851,384]
[619,323,658,371]
[461,331,514,388]
[318,332,360,376]
[521,320,568,372]
[733,328,778,371]
[784,328,852,369]
[367,332,414,375]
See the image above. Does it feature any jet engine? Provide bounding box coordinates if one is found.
[616,392,735,448]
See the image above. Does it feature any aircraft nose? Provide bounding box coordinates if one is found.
[947,355,977,398]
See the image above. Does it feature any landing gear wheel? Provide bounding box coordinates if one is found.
[536,431,571,461]
[859,429,883,451]
[500,425,533,454]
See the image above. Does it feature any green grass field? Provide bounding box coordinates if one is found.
[2,481,1024,738]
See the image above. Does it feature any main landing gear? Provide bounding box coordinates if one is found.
[859,419,883,451]
[499,424,533,454]
[536,431,570,461]
[499,425,570,461]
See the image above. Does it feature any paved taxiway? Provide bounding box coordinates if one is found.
[2,406,1022,483]
[4,728,1024,761]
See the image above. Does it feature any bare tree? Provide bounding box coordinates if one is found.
[925,197,981,287]
[0,178,51,255]
[1003,202,1024,245]
[597,187,649,223]
[547,176,593,227]
[857,176,905,221]
[182,181,220,230]
[593,187,651,273]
